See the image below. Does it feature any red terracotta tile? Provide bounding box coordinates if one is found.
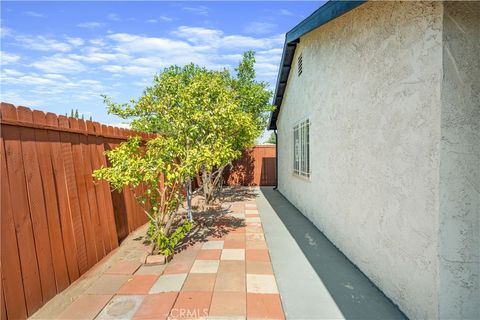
[214,272,245,292]
[224,239,246,249]
[209,291,246,317]
[145,254,166,265]
[117,275,159,295]
[163,255,196,275]
[246,240,268,250]
[182,274,216,292]
[105,260,142,275]
[246,249,270,262]
[229,226,246,234]
[246,214,259,218]
[58,294,112,319]
[247,293,284,319]
[225,233,245,241]
[133,292,178,320]
[171,291,212,319]
[196,249,221,260]
[207,234,227,241]
[246,261,273,274]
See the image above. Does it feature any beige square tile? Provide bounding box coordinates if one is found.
[245,209,258,214]
[246,274,278,294]
[190,260,220,273]
[149,273,187,293]
[246,240,267,250]
[221,249,245,261]
[245,217,261,223]
[246,233,265,241]
[202,241,224,250]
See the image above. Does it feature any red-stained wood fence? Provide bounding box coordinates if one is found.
[0,103,154,319]
[224,145,276,186]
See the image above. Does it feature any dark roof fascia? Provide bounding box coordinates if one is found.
[268,0,366,130]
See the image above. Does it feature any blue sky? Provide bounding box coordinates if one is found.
[1,1,321,130]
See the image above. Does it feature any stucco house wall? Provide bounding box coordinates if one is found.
[439,2,480,318]
[276,1,478,319]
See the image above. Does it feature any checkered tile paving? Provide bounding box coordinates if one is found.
[57,200,284,319]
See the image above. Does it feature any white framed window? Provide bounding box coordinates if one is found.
[293,119,310,178]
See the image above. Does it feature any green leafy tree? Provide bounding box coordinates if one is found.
[199,51,274,203]
[102,61,261,206]
[93,136,193,256]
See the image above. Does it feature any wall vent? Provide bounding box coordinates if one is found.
[298,53,303,76]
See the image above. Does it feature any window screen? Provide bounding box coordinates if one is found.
[293,119,310,177]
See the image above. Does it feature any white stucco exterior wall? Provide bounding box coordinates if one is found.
[439,2,480,318]
[276,2,446,318]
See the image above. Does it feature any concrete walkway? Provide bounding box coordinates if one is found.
[256,187,406,320]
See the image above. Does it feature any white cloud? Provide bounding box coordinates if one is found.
[145,16,173,24]
[1,51,20,65]
[0,26,12,38]
[23,11,45,18]
[31,55,86,73]
[160,16,173,22]
[13,35,72,52]
[67,37,85,46]
[173,26,223,44]
[77,22,105,29]
[69,51,129,64]
[244,22,277,35]
[107,122,130,129]
[107,13,121,21]
[173,26,283,49]
[2,68,24,77]
[89,38,107,47]
[109,33,193,53]
[279,9,293,16]
[96,26,283,78]
[182,5,209,16]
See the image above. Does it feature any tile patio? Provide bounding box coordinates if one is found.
[38,193,284,319]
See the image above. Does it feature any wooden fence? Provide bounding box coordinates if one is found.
[1,103,154,319]
[224,145,276,186]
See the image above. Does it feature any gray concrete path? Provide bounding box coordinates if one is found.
[256,187,407,320]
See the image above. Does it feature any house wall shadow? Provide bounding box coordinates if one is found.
[259,187,407,320]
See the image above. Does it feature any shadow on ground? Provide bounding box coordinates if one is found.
[259,187,407,320]
[174,187,254,253]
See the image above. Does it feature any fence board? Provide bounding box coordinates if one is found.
[1,104,43,315]
[87,121,112,254]
[45,113,80,283]
[224,145,276,186]
[58,115,89,275]
[17,107,57,303]
[32,110,70,293]
[94,123,119,250]
[1,135,28,319]
[78,119,105,260]
[1,103,157,319]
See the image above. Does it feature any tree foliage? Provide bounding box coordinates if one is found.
[95,51,273,255]
[93,136,192,256]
